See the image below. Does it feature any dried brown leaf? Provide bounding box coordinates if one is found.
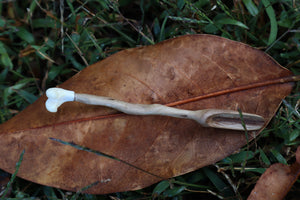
[248,146,300,200]
[0,35,297,194]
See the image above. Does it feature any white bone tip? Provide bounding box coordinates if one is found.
[45,88,75,112]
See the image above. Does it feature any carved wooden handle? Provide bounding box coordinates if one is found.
[45,88,265,131]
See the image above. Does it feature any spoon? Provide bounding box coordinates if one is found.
[45,88,265,131]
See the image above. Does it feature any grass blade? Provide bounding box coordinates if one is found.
[259,148,271,166]
[243,0,259,16]
[16,27,35,44]
[270,149,287,165]
[216,18,249,29]
[49,137,163,179]
[203,167,234,197]
[1,150,25,199]
[262,0,278,45]
[70,181,99,200]
[0,41,13,69]
[152,180,170,197]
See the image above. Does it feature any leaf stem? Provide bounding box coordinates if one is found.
[166,75,300,107]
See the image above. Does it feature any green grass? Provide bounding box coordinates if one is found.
[0,0,300,199]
